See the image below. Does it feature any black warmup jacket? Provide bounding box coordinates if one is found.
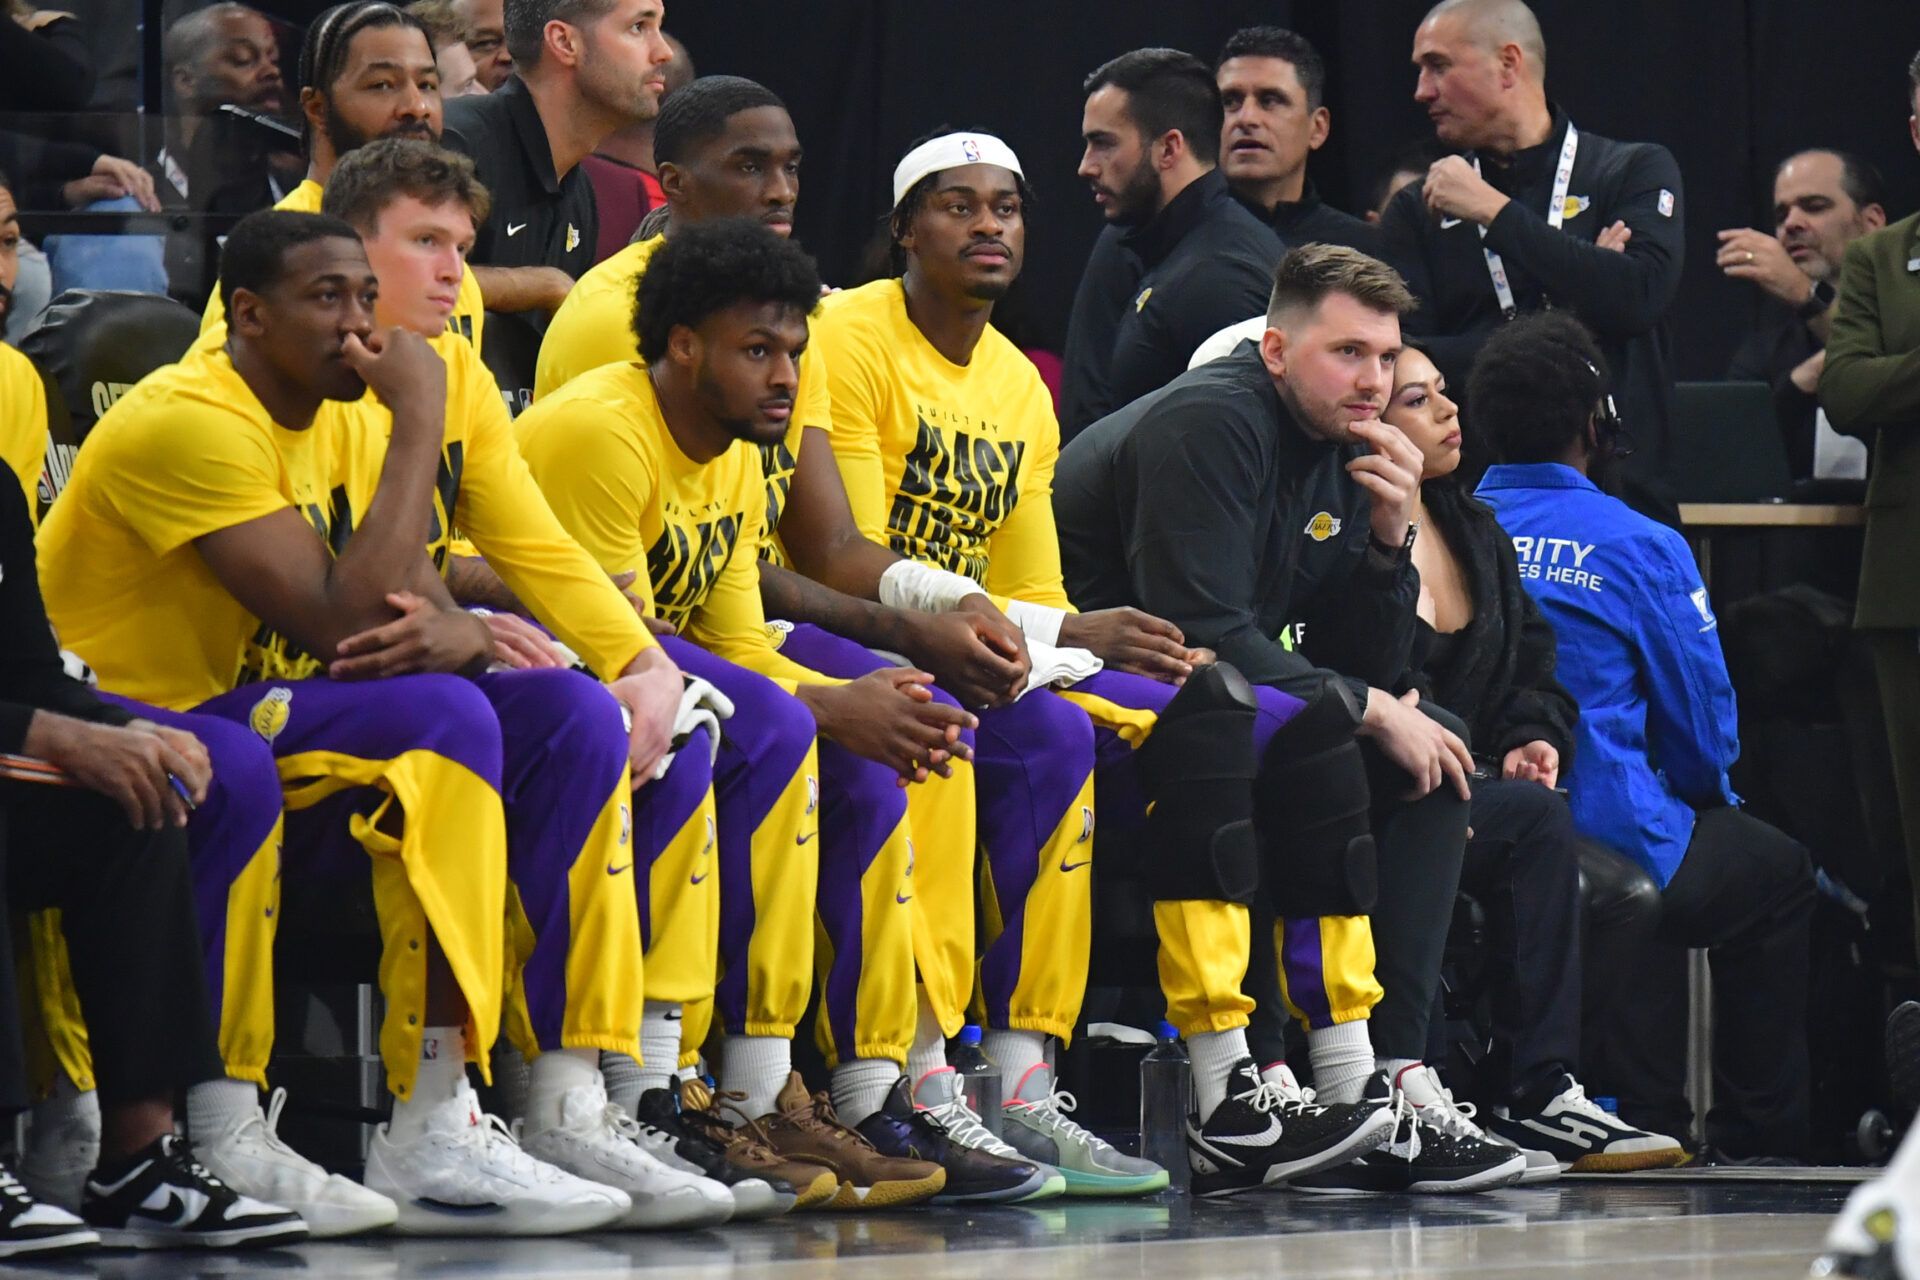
[0,462,132,755]
[1054,343,1418,712]
[1378,110,1685,489]
[1059,169,1279,440]
[1241,181,1381,256]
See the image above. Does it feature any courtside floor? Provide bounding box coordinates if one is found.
[36,1175,1863,1279]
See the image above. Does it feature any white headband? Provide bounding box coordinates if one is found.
[891,132,1024,207]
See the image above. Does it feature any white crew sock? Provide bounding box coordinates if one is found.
[983,1029,1047,1097]
[828,1059,899,1127]
[390,1025,468,1139]
[185,1077,258,1141]
[524,1047,599,1134]
[1188,1027,1250,1122]
[720,1035,791,1123]
[639,1001,683,1093]
[1308,1021,1376,1105]
[906,990,948,1086]
[30,1078,99,1142]
[600,1051,646,1117]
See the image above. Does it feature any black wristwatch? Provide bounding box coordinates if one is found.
[1368,523,1418,561]
[1796,278,1836,320]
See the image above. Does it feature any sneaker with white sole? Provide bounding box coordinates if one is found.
[1487,1074,1687,1174]
[1000,1064,1168,1198]
[518,1080,733,1230]
[911,1068,1065,1203]
[631,1086,797,1219]
[364,1079,630,1236]
[82,1134,308,1249]
[0,1161,95,1258]
[1812,1123,1920,1278]
[194,1087,399,1238]
[1482,1131,1563,1185]
[1290,1067,1528,1195]
[1187,1059,1395,1197]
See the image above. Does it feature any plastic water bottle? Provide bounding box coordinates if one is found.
[1139,1021,1191,1192]
[951,1025,1003,1138]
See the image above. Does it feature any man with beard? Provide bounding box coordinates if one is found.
[199,0,487,351]
[1059,47,1280,440]
[1721,150,1886,483]
[441,0,673,319]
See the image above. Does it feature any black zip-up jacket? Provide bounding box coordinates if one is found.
[0,461,132,755]
[1059,169,1279,440]
[1054,343,1418,711]
[1238,180,1381,256]
[1378,109,1684,484]
[1399,482,1577,767]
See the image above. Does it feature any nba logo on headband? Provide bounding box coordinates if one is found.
[962,139,981,162]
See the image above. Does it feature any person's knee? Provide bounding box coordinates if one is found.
[506,668,628,773]
[1577,838,1662,934]
[1420,702,1472,753]
[984,690,1095,801]
[183,712,283,836]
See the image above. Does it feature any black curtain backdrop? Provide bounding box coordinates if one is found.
[658,0,1920,381]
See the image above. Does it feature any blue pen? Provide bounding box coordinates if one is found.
[167,773,197,812]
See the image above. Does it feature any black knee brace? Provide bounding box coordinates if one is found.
[1136,661,1261,904]
[1257,679,1378,916]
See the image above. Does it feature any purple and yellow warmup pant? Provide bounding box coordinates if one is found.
[55,669,686,1102]
[659,632,919,1067]
[1056,670,1384,1040]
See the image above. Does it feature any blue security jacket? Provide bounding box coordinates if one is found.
[1475,463,1739,887]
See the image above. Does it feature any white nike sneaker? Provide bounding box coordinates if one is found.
[364,1079,630,1236]
[518,1081,733,1230]
[195,1088,399,1238]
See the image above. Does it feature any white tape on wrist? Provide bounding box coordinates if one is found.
[1002,599,1066,648]
[878,560,982,614]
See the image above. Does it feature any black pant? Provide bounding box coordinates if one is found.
[1247,706,1472,1065]
[1586,807,1814,1159]
[1455,779,1583,1101]
[0,781,223,1113]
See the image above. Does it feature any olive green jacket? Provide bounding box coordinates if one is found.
[1822,210,1920,628]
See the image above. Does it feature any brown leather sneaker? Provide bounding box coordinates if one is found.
[676,1078,839,1212]
[756,1073,944,1209]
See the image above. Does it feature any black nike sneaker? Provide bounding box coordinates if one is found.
[0,1160,96,1258]
[856,1075,1060,1204]
[1290,1066,1528,1195]
[1186,1058,1395,1197]
[82,1135,308,1249]
[630,1086,799,1219]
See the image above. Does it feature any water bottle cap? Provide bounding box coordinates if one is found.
[1157,1021,1180,1040]
[959,1024,982,1046]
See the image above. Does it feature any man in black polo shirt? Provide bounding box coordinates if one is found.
[1059,47,1280,441]
[1380,0,1684,510]
[443,0,673,319]
[1216,27,1377,255]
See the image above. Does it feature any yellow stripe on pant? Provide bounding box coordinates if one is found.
[906,758,977,1040]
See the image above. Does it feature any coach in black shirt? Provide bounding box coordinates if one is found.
[1215,27,1378,256]
[443,0,674,319]
[1060,48,1279,440]
[1381,0,1683,504]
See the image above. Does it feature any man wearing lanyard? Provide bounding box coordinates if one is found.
[1380,0,1685,515]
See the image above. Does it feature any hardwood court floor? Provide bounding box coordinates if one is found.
[60,1177,1861,1279]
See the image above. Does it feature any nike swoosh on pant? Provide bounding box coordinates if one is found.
[607,862,633,875]
[1059,859,1091,872]
[796,831,817,845]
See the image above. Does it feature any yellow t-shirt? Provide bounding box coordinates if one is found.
[812,279,1072,609]
[331,331,653,681]
[515,361,825,688]
[0,343,47,522]
[37,345,340,709]
[196,179,486,352]
[534,231,818,563]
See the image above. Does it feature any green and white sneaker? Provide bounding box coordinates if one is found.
[1000,1065,1168,1198]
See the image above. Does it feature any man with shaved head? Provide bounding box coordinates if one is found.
[1380,0,1685,515]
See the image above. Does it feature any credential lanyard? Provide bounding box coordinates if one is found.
[1472,122,1579,320]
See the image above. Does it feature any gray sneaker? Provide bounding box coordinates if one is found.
[1000,1065,1168,1198]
